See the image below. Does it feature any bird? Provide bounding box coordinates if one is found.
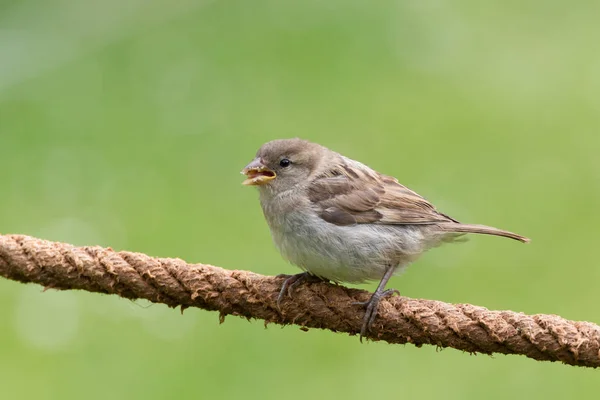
[241,138,529,340]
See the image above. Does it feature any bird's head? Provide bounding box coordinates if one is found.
[241,138,325,193]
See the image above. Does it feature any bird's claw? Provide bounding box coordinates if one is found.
[354,288,400,342]
[276,272,321,309]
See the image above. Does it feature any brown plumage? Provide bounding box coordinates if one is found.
[307,154,529,243]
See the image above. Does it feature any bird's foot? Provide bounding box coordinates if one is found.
[353,288,400,342]
[276,272,323,309]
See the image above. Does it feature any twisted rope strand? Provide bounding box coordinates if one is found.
[0,234,598,367]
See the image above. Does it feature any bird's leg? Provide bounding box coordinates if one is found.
[354,265,400,342]
[276,272,324,309]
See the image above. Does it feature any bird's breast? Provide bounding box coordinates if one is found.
[259,201,423,283]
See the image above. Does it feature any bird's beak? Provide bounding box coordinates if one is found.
[241,158,276,186]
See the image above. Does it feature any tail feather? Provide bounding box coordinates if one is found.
[438,223,530,243]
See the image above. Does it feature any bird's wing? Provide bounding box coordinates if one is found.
[307,160,457,226]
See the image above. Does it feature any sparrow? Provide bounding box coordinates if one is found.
[242,138,529,340]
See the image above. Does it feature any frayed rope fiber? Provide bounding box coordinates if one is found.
[1,234,598,367]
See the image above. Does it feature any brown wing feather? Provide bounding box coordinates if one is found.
[308,161,455,226]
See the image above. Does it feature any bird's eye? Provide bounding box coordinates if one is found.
[279,158,291,168]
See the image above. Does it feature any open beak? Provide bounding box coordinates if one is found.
[241,158,276,186]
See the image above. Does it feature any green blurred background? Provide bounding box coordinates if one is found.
[1,0,599,398]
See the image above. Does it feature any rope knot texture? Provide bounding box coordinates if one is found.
[0,234,598,368]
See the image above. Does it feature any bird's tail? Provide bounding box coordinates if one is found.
[438,223,530,243]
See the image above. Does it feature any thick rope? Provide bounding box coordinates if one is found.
[0,234,598,367]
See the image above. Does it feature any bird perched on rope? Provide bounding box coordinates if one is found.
[241,138,529,340]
